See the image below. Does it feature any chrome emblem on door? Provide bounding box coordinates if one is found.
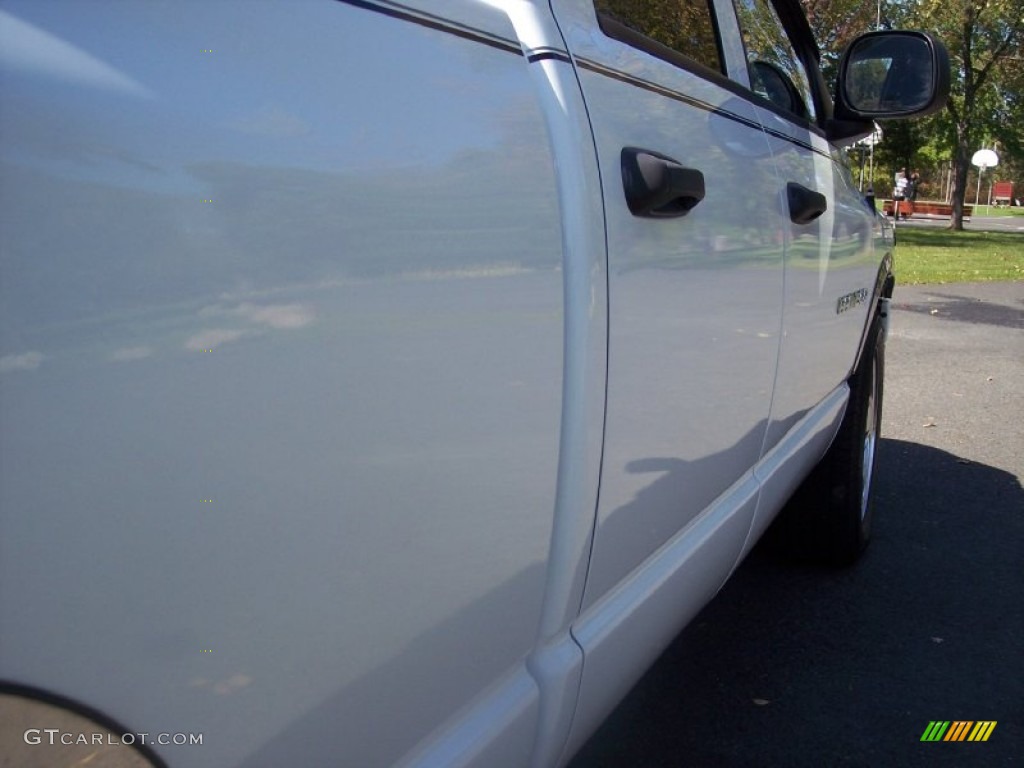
[836,288,869,314]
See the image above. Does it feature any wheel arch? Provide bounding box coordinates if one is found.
[0,681,169,767]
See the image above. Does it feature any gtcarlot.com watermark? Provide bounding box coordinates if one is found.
[24,728,203,746]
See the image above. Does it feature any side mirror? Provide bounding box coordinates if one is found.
[835,31,950,120]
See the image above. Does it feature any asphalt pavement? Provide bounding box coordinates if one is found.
[571,280,1023,767]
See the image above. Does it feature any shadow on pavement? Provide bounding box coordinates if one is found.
[570,438,1023,768]
[893,293,1024,328]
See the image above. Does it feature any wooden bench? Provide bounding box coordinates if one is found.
[881,200,972,219]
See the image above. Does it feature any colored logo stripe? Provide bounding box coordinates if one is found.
[921,721,996,742]
[944,721,973,741]
[968,722,997,742]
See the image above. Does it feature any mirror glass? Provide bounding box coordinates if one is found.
[845,35,934,114]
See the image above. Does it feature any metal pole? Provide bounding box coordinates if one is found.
[975,166,984,208]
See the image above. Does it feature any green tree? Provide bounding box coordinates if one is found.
[802,0,883,85]
[874,119,924,178]
[911,0,1024,229]
[990,51,1024,185]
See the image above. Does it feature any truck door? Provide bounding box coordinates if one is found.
[724,0,881,547]
[0,3,572,766]
[549,1,785,753]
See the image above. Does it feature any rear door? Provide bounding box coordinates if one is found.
[0,3,569,766]
[549,0,786,749]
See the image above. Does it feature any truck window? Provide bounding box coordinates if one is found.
[594,0,724,75]
[732,0,817,120]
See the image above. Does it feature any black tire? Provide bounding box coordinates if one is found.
[774,312,885,565]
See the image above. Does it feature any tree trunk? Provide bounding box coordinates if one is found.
[949,128,970,231]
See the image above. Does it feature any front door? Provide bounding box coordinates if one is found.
[549,3,786,746]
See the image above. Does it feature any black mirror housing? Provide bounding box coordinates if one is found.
[835,31,950,122]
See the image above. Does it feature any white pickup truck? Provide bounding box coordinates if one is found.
[0,2,947,766]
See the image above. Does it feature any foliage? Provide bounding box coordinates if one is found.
[905,0,1024,229]
[803,0,1023,213]
[801,0,883,85]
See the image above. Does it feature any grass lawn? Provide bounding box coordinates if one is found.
[967,205,1024,217]
[894,228,1024,284]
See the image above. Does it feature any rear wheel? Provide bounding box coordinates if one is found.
[776,312,885,565]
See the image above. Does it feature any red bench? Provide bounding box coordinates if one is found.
[882,200,973,219]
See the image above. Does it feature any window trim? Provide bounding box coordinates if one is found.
[745,89,828,137]
[589,6,829,141]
